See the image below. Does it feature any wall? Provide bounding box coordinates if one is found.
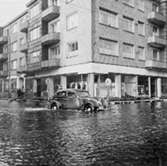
[60,0,92,67]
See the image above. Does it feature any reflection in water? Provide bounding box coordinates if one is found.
[0,101,167,165]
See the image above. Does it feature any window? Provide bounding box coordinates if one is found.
[50,21,60,33]
[123,0,134,7]
[30,4,40,19]
[66,12,78,30]
[99,38,119,56]
[48,0,60,6]
[49,44,60,58]
[152,3,159,12]
[99,9,118,28]
[20,37,26,45]
[11,60,17,70]
[30,27,40,41]
[123,43,134,58]
[138,21,145,35]
[3,46,8,54]
[3,63,8,72]
[137,46,145,60]
[123,16,134,32]
[68,41,78,52]
[152,25,160,36]
[11,23,18,33]
[30,51,40,63]
[11,41,17,52]
[19,57,25,67]
[67,41,78,57]
[138,0,144,11]
[20,15,28,24]
[153,48,160,61]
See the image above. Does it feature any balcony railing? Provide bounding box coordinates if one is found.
[20,20,29,33]
[20,43,28,52]
[41,32,60,45]
[41,58,60,68]
[27,62,41,72]
[148,12,166,25]
[0,36,8,45]
[145,60,167,70]
[17,66,27,73]
[148,35,166,48]
[42,5,60,22]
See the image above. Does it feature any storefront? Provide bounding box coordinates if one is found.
[138,76,149,97]
[162,78,167,97]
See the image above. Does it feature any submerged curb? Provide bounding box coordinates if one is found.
[109,99,164,105]
[0,98,166,106]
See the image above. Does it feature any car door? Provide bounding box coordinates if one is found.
[55,91,67,109]
[66,91,80,109]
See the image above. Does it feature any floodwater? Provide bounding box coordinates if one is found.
[0,100,167,166]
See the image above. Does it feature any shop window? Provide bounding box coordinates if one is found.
[162,79,167,95]
[67,74,88,90]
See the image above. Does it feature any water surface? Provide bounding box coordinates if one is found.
[0,100,167,166]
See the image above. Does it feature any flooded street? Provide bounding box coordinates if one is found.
[0,100,167,166]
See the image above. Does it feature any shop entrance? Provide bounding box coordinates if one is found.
[37,79,41,97]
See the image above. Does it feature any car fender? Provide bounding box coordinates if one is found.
[83,99,97,108]
[49,100,62,109]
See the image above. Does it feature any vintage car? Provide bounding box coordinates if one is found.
[48,89,104,112]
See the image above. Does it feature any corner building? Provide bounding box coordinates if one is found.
[0,0,167,98]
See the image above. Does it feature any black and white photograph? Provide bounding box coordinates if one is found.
[0,0,167,165]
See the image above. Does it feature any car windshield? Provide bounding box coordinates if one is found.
[55,91,66,97]
[77,91,90,97]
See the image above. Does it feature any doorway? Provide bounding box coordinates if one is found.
[151,77,157,97]
[37,79,41,97]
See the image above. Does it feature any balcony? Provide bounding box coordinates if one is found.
[145,60,167,70]
[20,43,28,52]
[17,66,27,73]
[41,58,60,69]
[20,20,29,33]
[0,70,8,77]
[148,12,166,25]
[41,32,60,45]
[0,36,8,45]
[0,53,8,62]
[148,35,166,48]
[42,5,60,22]
[27,62,41,72]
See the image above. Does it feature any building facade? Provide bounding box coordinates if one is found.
[0,0,167,98]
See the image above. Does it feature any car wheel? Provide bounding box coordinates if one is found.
[84,104,93,113]
[51,103,58,111]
